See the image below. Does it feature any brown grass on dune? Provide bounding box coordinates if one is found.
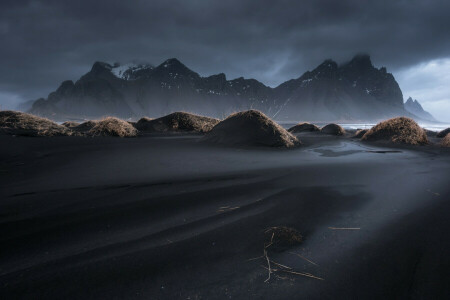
[288,122,320,133]
[0,110,71,136]
[362,117,428,145]
[441,133,450,147]
[61,121,80,128]
[135,112,219,133]
[321,123,346,135]
[353,129,368,138]
[88,117,137,137]
[202,110,300,148]
[437,128,450,138]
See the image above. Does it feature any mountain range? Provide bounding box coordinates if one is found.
[27,54,436,122]
[404,97,436,122]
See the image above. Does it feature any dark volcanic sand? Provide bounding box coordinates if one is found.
[0,134,449,299]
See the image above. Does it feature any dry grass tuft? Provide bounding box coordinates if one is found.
[135,112,219,133]
[202,110,300,148]
[264,226,303,248]
[362,117,428,145]
[441,133,450,147]
[437,128,450,138]
[353,129,368,139]
[88,117,137,137]
[321,123,346,135]
[0,110,72,136]
[288,122,320,133]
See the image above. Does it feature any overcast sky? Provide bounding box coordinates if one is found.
[1,0,449,121]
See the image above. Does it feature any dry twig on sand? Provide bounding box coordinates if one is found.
[252,227,323,283]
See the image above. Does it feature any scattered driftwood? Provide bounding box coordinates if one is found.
[249,226,323,283]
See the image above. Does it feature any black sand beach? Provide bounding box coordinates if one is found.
[1,134,450,299]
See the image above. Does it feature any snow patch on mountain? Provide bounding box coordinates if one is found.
[111,63,153,80]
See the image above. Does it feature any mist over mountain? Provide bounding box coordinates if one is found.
[28,54,433,122]
[404,97,436,122]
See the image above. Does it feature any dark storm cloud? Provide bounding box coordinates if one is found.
[1,0,450,102]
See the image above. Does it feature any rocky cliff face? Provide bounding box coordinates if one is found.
[404,97,436,122]
[29,55,415,122]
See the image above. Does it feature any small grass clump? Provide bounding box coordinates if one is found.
[362,117,428,145]
[288,122,320,133]
[353,129,368,138]
[264,226,303,248]
[88,117,137,137]
[321,123,346,135]
[441,133,450,147]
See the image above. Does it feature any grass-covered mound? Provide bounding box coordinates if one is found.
[437,128,450,138]
[361,117,428,145]
[88,117,137,137]
[0,110,71,136]
[353,129,368,138]
[61,121,80,128]
[135,112,219,133]
[202,110,300,148]
[288,122,320,133]
[321,123,345,135]
[441,133,450,147]
[75,120,98,132]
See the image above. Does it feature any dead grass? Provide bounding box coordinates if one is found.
[441,133,450,147]
[437,128,450,138]
[88,117,137,137]
[0,110,72,136]
[264,226,303,248]
[288,122,320,133]
[202,110,300,148]
[135,112,219,133]
[361,117,428,145]
[321,123,345,135]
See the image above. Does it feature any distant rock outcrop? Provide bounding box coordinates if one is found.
[135,112,219,133]
[28,54,416,122]
[362,117,428,145]
[404,97,436,122]
[202,110,300,147]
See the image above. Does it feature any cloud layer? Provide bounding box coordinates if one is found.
[1,0,449,118]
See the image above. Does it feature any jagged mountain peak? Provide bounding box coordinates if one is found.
[404,97,436,122]
[110,62,154,80]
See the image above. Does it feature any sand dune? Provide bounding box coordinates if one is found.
[0,134,449,299]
